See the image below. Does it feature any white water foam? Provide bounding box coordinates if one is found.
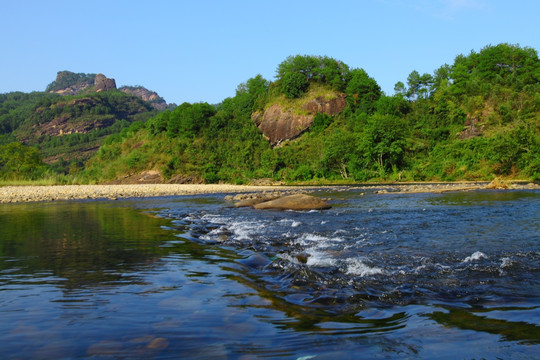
[199,214,267,242]
[295,233,345,247]
[278,219,302,228]
[463,251,488,263]
[305,249,338,267]
[346,258,383,276]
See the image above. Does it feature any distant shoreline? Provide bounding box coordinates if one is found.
[0,181,538,204]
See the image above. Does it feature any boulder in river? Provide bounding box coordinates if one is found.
[252,194,331,211]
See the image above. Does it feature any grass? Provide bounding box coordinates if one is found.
[264,83,341,116]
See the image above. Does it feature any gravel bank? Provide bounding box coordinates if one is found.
[1,181,538,204]
[0,184,304,204]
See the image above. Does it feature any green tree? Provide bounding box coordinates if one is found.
[276,55,350,96]
[323,129,358,178]
[345,68,381,113]
[359,114,408,172]
[406,70,434,100]
[167,102,216,138]
[235,74,270,112]
[281,72,309,99]
[0,142,44,176]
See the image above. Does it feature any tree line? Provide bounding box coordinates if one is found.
[2,43,539,183]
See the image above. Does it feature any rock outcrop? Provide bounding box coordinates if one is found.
[46,71,169,109]
[119,86,168,110]
[303,94,347,115]
[254,93,347,146]
[47,71,96,95]
[255,104,314,146]
[94,74,117,92]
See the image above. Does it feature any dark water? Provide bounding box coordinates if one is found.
[1,188,539,359]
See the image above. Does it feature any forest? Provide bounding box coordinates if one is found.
[1,43,539,183]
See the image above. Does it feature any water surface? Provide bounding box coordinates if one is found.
[1,188,539,359]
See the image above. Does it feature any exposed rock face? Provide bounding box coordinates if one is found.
[255,93,347,146]
[257,104,314,146]
[38,114,115,137]
[94,74,117,92]
[119,86,168,110]
[47,71,95,95]
[303,94,347,115]
[46,71,169,109]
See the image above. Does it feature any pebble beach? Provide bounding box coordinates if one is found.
[0,184,302,204]
[0,181,538,204]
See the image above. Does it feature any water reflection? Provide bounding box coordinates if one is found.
[0,192,539,359]
[0,202,174,292]
[429,306,540,344]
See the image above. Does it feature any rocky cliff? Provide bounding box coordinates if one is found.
[46,71,168,110]
[94,74,117,92]
[253,93,347,146]
[46,71,96,95]
[119,86,168,110]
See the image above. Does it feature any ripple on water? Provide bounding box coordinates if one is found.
[159,190,540,310]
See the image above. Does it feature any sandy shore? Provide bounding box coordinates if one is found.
[0,181,538,204]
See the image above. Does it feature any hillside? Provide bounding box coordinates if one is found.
[83,44,540,184]
[2,43,539,184]
[0,70,180,180]
[1,90,155,169]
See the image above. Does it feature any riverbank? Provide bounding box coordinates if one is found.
[0,181,538,204]
[0,184,303,203]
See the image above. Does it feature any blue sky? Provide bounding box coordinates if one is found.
[1,0,539,104]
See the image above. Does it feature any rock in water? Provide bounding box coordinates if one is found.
[253,194,331,211]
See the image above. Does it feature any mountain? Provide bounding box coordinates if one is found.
[0,74,162,178]
[3,90,156,167]
[46,71,170,110]
[0,71,176,177]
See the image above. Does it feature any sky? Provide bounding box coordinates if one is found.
[1,0,539,105]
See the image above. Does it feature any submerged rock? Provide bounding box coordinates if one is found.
[253,194,331,211]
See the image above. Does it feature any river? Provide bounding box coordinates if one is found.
[1,187,539,359]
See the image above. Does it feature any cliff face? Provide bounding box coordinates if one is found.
[46,71,168,110]
[119,86,168,110]
[94,74,117,92]
[253,93,347,146]
[46,71,96,95]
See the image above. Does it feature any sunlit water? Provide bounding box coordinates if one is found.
[1,188,539,359]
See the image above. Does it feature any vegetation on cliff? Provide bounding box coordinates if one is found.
[46,71,97,93]
[1,43,539,184]
[0,90,157,180]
